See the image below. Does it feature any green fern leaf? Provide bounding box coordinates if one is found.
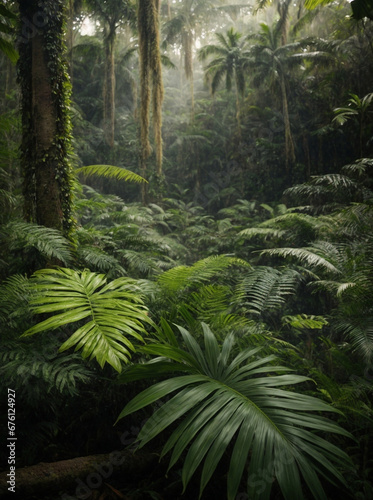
[158,255,251,293]
[76,165,147,184]
[234,267,301,316]
[261,247,341,273]
[4,221,73,265]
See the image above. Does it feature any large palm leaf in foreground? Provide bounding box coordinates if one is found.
[117,322,353,500]
[22,268,152,372]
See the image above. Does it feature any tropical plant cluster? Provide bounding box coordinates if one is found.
[0,0,372,499]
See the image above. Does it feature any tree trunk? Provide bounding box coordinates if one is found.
[0,449,158,499]
[279,73,295,173]
[103,32,116,148]
[67,0,74,85]
[235,74,242,141]
[17,0,74,237]
[182,28,194,119]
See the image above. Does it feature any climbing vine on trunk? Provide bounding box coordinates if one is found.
[17,0,74,237]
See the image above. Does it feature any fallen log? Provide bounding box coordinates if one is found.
[0,448,159,499]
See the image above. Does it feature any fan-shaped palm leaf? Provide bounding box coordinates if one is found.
[22,268,152,372]
[117,322,353,500]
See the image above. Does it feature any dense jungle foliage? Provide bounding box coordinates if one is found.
[0,0,372,499]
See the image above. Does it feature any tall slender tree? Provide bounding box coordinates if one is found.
[162,0,215,119]
[248,22,296,170]
[86,0,135,148]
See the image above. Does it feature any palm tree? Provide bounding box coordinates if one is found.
[333,92,373,158]
[247,22,333,172]
[198,28,250,135]
[248,22,296,171]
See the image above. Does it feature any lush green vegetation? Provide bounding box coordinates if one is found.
[0,0,372,499]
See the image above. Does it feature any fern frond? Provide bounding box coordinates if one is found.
[22,268,152,372]
[3,221,73,266]
[333,316,373,364]
[234,267,302,316]
[342,158,373,178]
[282,314,328,330]
[158,255,251,293]
[0,348,93,395]
[0,274,31,330]
[0,188,19,211]
[78,246,126,277]
[118,249,159,276]
[261,247,341,273]
[238,227,286,240]
[76,165,146,183]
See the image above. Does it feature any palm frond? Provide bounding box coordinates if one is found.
[22,268,152,372]
[161,54,177,69]
[198,44,227,61]
[116,322,353,500]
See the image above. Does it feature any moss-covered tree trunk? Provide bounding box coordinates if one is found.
[17,0,74,237]
[138,0,164,204]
